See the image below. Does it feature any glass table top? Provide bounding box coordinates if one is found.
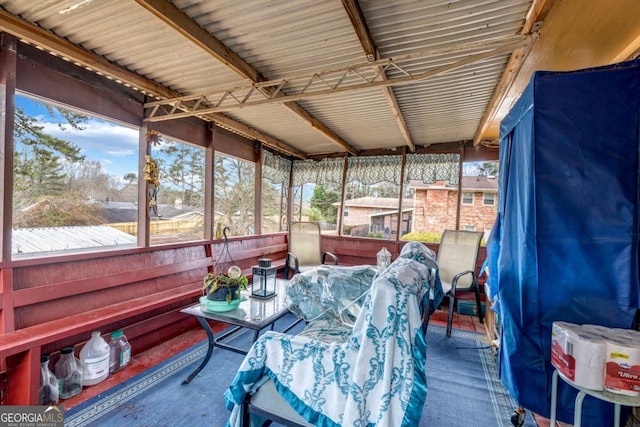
[182,279,293,328]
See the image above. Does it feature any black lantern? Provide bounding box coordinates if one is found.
[252,258,277,299]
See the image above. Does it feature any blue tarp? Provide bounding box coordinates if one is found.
[488,59,640,426]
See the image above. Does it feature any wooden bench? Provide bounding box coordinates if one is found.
[1,234,291,405]
[0,282,202,404]
[240,258,287,279]
[1,245,212,405]
[213,237,288,279]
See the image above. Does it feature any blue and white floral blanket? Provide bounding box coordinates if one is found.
[225,242,442,426]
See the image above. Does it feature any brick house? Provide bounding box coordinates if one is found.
[408,176,498,238]
[334,176,497,239]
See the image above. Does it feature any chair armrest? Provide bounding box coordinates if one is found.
[287,252,300,268]
[450,270,476,293]
[284,252,300,278]
[322,252,338,265]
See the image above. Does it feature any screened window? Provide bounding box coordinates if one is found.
[149,135,205,245]
[261,179,287,234]
[403,153,460,242]
[459,160,499,246]
[12,94,138,257]
[261,150,291,234]
[342,156,402,239]
[462,192,474,205]
[290,157,343,234]
[214,152,255,237]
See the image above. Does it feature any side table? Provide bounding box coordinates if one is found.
[180,279,301,385]
[550,368,640,427]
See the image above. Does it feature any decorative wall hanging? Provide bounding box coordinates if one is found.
[145,129,163,146]
[144,130,163,217]
[144,155,160,217]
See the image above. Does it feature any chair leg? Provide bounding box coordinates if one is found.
[446,293,455,338]
[241,397,250,427]
[473,285,484,324]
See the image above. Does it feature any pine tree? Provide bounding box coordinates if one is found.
[156,141,205,208]
[309,184,339,222]
[13,103,86,209]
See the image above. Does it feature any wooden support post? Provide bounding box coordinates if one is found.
[0,33,16,262]
[7,349,40,405]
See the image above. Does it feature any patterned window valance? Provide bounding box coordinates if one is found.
[262,150,292,185]
[292,157,345,187]
[347,155,402,185]
[404,153,460,185]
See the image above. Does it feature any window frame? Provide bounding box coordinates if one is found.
[483,192,496,206]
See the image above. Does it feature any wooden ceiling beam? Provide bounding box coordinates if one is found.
[209,113,307,159]
[610,32,640,63]
[0,8,173,99]
[341,0,415,152]
[278,101,357,155]
[136,0,358,156]
[341,0,376,62]
[0,7,307,159]
[473,0,554,146]
[134,0,260,82]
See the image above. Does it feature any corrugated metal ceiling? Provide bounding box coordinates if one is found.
[0,0,537,157]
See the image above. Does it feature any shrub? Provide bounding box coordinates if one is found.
[400,231,442,243]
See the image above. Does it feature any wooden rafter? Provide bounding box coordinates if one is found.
[135,0,260,82]
[341,0,376,62]
[341,0,415,152]
[136,0,358,156]
[0,7,306,159]
[610,32,640,63]
[473,0,553,146]
[211,114,307,159]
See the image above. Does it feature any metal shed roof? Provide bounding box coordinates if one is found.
[12,225,137,256]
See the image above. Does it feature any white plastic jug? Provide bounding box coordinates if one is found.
[80,331,110,386]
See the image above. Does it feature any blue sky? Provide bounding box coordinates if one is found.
[16,94,140,182]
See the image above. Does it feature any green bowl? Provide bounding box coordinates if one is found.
[199,295,244,313]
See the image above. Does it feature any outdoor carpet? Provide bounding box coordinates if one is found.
[65,316,536,427]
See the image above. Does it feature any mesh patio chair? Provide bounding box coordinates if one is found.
[283,222,338,279]
[437,230,484,337]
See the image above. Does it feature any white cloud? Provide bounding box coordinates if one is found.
[41,118,138,152]
[16,95,140,178]
[37,118,138,177]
